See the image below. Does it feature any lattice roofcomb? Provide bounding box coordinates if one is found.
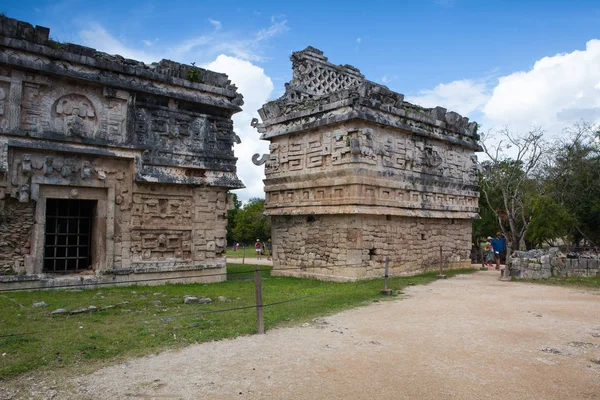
[255,47,480,151]
[288,46,364,97]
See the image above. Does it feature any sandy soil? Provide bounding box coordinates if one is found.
[5,270,600,399]
[226,257,273,266]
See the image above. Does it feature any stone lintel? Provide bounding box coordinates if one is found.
[263,167,480,194]
[0,45,241,113]
[260,108,481,152]
[264,205,477,219]
[136,166,244,189]
[0,15,243,109]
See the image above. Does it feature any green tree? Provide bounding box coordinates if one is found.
[525,195,576,247]
[542,122,600,246]
[226,192,242,245]
[232,198,271,245]
[479,128,546,252]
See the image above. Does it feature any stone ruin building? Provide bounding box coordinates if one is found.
[0,16,244,289]
[253,47,482,281]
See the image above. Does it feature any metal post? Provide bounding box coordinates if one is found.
[380,257,392,295]
[254,266,264,334]
[437,245,447,279]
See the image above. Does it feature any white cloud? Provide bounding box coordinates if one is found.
[142,38,158,47]
[408,39,600,136]
[483,39,600,134]
[381,75,388,84]
[78,17,288,66]
[203,55,274,201]
[255,18,288,42]
[75,20,282,201]
[356,37,362,44]
[208,19,222,30]
[79,23,158,63]
[169,17,288,62]
[407,79,490,117]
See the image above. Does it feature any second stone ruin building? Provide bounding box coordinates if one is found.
[0,16,244,289]
[253,47,482,281]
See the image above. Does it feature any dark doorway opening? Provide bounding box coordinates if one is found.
[44,199,95,273]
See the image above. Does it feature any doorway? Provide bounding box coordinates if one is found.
[43,199,96,273]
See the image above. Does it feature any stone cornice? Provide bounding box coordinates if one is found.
[264,204,478,219]
[256,47,481,151]
[0,16,243,111]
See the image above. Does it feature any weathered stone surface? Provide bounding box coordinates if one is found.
[32,301,47,308]
[184,296,212,304]
[253,47,480,280]
[510,248,599,279]
[51,308,67,315]
[0,16,241,287]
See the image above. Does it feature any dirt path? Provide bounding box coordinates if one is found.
[10,270,600,399]
[226,257,273,266]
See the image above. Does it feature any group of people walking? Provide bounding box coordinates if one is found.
[231,240,272,260]
[484,232,507,270]
[254,239,272,260]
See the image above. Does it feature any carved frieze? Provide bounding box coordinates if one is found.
[131,193,193,227]
[8,149,131,202]
[0,83,10,132]
[133,106,237,171]
[53,94,98,137]
[130,229,192,261]
[19,81,128,143]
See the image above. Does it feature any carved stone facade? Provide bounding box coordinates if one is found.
[0,16,243,288]
[253,47,481,281]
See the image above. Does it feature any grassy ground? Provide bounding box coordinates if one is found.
[518,275,600,288]
[225,248,269,259]
[0,265,474,380]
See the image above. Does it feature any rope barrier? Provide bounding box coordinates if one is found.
[0,254,474,339]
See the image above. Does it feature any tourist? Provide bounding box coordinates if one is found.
[500,233,507,264]
[255,239,262,260]
[266,239,272,261]
[491,232,506,270]
[484,237,494,268]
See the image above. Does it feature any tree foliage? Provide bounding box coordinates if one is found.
[478,122,600,250]
[541,122,600,245]
[479,128,545,252]
[225,192,242,244]
[231,198,271,245]
[525,195,576,247]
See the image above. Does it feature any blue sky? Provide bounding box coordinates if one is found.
[3,0,600,200]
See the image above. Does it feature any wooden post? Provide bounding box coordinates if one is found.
[254,266,265,334]
[242,244,245,264]
[380,257,392,295]
[500,243,512,281]
[437,245,447,279]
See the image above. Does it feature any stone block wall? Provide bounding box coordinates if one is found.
[0,198,35,274]
[253,47,481,281]
[272,214,472,281]
[509,250,600,279]
[0,16,243,288]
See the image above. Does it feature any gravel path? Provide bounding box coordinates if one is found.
[8,270,600,399]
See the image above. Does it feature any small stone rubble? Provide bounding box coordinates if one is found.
[510,247,600,279]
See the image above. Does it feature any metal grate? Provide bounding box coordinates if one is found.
[43,199,95,273]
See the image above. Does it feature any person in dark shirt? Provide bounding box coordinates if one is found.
[491,232,506,270]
